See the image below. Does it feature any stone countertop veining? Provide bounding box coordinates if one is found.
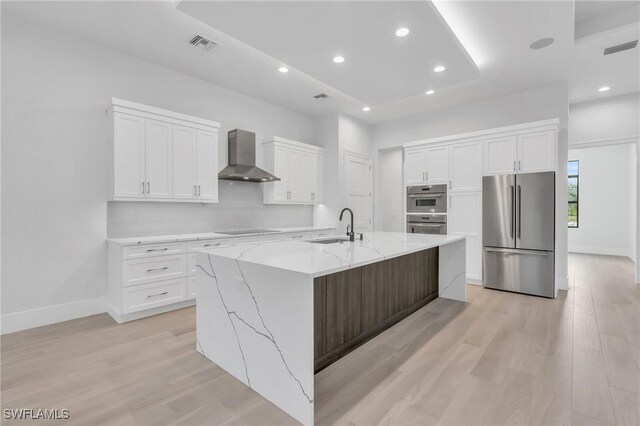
[196,231,466,277]
[107,226,335,246]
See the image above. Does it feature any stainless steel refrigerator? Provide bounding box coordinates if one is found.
[482,172,555,298]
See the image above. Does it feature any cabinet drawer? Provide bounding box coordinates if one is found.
[187,276,197,299]
[187,239,233,252]
[187,239,233,276]
[123,278,187,313]
[123,255,187,287]
[122,242,186,260]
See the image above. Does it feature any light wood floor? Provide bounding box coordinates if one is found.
[2,254,638,425]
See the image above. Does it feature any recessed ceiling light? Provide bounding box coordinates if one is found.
[278,66,288,73]
[529,37,554,50]
[362,106,370,112]
[333,56,345,64]
[425,89,435,95]
[598,86,610,92]
[433,65,446,73]
[395,27,410,37]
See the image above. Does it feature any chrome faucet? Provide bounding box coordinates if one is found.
[339,208,355,242]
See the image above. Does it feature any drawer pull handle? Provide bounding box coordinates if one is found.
[146,267,169,272]
[147,291,168,298]
[146,248,169,252]
[292,235,304,239]
[203,243,221,247]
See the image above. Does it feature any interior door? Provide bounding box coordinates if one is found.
[172,125,197,199]
[425,145,450,184]
[196,129,218,200]
[145,119,173,199]
[515,172,555,251]
[482,174,515,248]
[344,151,373,233]
[113,113,146,198]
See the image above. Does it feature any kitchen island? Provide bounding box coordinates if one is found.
[195,232,466,425]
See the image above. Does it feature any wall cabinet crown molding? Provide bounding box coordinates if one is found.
[263,138,325,205]
[108,98,220,203]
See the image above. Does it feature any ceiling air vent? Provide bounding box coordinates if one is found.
[603,40,638,56]
[189,35,217,52]
[313,93,330,99]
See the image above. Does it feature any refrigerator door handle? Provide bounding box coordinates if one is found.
[484,247,551,256]
[517,185,522,238]
[510,184,515,238]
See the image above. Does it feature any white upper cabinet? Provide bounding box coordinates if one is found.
[172,125,197,199]
[450,141,482,192]
[517,130,556,173]
[144,119,173,199]
[484,135,518,175]
[263,137,324,204]
[404,146,450,185]
[113,113,146,198]
[195,129,218,201]
[424,145,450,184]
[108,98,219,203]
[404,149,427,185]
[483,128,556,176]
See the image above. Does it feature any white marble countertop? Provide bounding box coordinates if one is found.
[196,231,466,277]
[107,226,334,245]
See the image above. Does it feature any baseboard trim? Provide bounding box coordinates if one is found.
[1,297,106,335]
[467,277,482,286]
[569,246,633,260]
[107,299,196,323]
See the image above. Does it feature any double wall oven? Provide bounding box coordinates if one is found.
[406,184,447,235]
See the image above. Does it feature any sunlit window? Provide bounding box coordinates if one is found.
[568,160,579,228]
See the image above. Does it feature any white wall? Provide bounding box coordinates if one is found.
[569,93,640,145]
[568,144,636,259]
[372,82,570,290]
[1,13,316,328]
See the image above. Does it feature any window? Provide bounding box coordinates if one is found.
[568,160,579,228]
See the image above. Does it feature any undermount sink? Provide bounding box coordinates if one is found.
[309,237,351,244]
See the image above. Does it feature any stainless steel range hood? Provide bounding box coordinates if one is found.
[218,129,280,182]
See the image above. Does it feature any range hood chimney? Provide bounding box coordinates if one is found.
[218,129,280,183]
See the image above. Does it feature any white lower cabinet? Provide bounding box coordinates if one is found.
[123,279,187,314]
[107,229,334,322]
[448,192,482,282]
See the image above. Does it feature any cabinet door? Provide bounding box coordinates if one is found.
[449,192,481,236]
[425,145,450,184]
[172,125,197,199]
[450,142,481,191]
[484,136,517,175]
[517,130,556,173]
[272,146,290,201]
[404,149,426,185]
[196,129,218,201]
[302,151,319,203]
[144,119,173,199]
[113,113,146,198]
[314,154,323,203]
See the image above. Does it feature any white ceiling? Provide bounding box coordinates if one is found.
[2,1,639,124]
[177,1,479,105]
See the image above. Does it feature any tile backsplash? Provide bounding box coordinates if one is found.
[108,180,313,237]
